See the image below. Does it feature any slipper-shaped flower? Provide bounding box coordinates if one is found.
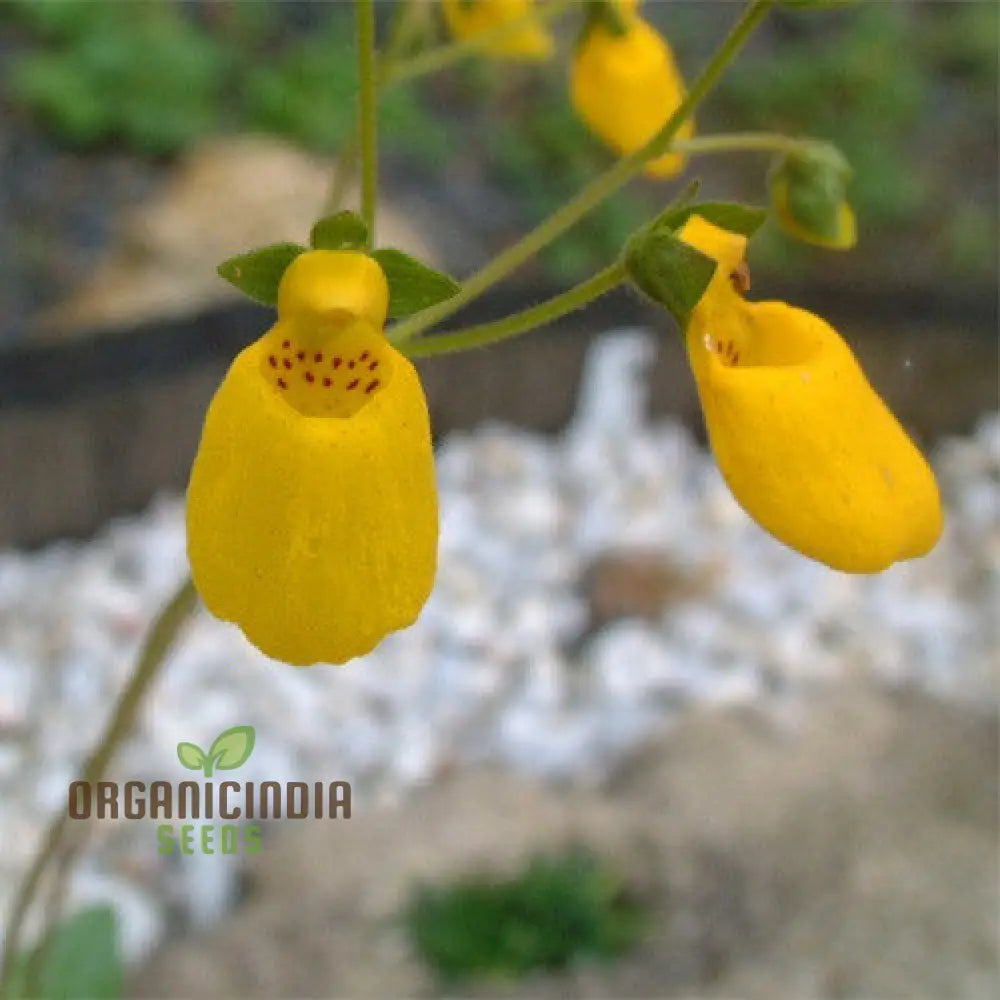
[187,250,438,665]
[571,8,692,179]
[442,0,554,60]
[679,214,942,572]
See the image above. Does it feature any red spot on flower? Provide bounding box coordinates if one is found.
[282,340,290,349]
[332,357,342,369]
[314,352,323,362]
[323,377,332,387]
[277,378,287,390]
[365,379,380,394]
[297,351,306,361]
[305,371,315,383]
[360,351,370,361]
[283,359,292,370]
[347,378,360,390]
[348,360,356,370]
[268,355,277,368]
[368,360,379,371]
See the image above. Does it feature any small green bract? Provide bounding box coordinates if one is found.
[405,848,644,983]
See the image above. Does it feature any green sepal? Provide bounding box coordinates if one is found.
[310,211,369,252]
[770,143,853,245]
[658,200,768,239]
[371,248,460,318]
[581,0,632,39]
[217,243,307,305]
[624,227,717,327]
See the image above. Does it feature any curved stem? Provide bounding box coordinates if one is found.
[357,0,378,244]
[397,260,626,359]
[0,579,198,996]
[389,0,776,344]
[383,0,573,87]
[671,131,804,159]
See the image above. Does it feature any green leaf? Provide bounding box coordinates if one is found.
[217,243,306,305]
[370,248,460,318]
[208,725,256,771]
[624,228,717,326]
[310,211,369,251]
[176,742,206,771]
[36,905,122,1000]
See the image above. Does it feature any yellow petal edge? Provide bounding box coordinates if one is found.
[187,251,438,665]
[680,214,943,573]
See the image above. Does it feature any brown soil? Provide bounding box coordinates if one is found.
[130,681,998,999]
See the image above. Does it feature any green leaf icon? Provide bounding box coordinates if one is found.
[370,248,460,318]
[217,242,307,305]
[310,211,369,251]
[208,724,256,772]
[176,742,207,771]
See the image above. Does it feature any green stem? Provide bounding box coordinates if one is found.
[0,579,198,997]
[327,0,572,214]
[671,131,803,158]
[324,130,360,215]
[357,0,378,244]
[389,0,775,344]
[397,261,625,358]
[383,0,573,87]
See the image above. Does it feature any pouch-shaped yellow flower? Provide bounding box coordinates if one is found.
[442,0,554,60]
[679,215,942,573]
[571,12,693,179]
[187,250,438,665]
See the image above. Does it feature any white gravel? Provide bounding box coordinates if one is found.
[1,330,997,959]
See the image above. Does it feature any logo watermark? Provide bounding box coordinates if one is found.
[67,724,352,855]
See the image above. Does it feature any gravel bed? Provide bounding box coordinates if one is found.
[0,331,996,964]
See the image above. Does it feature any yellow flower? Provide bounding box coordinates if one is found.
[187,250,438,665]
[679,215,942,572]
[571,11,692,179]
[442,0,554,60]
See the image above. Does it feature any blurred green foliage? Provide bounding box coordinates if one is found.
[7,905,122,1000]
[2,0,451,163]
[2,0,995,282]
[5,0,224,153]
[489,95,649,281]
[719,3,929,225]
[405,848,645,983]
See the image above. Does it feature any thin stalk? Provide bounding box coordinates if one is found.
[0,579,198,996]
[671,131,803,158]
[325,130,360,215]
[390,0,776,344]
[357,0,378,244]
[397,261,626,358]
